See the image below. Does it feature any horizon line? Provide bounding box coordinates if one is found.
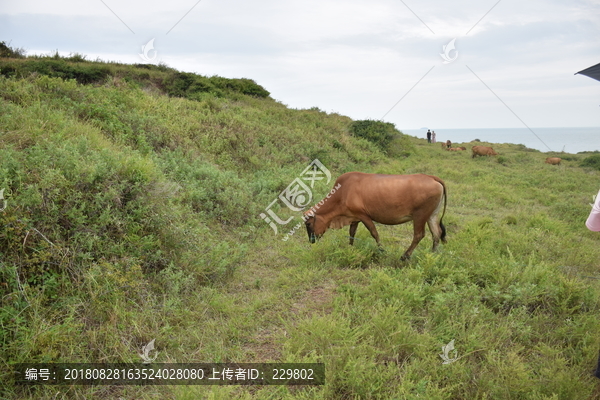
[404,126,600,130]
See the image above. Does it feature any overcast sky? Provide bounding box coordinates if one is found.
[1,0,599,130]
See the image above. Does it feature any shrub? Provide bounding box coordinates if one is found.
[580,154,600,170]
[65,53,87,63]
[209,76,270,98]
[514,144,538,152]
[0,56,269,101]
[157,151,255,226]
[163,72,270,100]
[558,154,578,161]
[0,41,25,58]
[349,120,397,152]
[0,58,111,84]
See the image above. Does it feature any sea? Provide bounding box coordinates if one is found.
[401,127,600,154]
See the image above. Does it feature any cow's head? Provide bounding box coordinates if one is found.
[303,211,325,244]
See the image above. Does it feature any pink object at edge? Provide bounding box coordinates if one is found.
[586,189,600,232]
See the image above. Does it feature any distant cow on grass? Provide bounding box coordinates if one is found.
[446,140,452,149]
[545,157,561,165]
[448,147,466,152]
[304,172,447,261]
[472,145,498,158]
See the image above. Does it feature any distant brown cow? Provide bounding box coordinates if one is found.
[472,145,498,158]
[304,172,447,261]
[448,147,466,151]
[545,157,561,165]
[459,147,467,150]
[446,140,452,149]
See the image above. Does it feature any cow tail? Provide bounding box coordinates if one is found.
[435,177,447,243]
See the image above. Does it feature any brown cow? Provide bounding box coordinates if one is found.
[459,147,467,150]
[304,172,447,261]
[446,140,452,149]
[472,145,498,158]
[448,147,466,152]
[545,157,561,165]
[441,142,446,150]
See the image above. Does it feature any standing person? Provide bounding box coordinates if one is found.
[432,130,436,144]
[586,188,600,378]
[426,129,432,143]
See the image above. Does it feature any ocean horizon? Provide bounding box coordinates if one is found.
[402,127,600,154]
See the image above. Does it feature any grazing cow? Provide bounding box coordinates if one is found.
[472,145,498,158]
[545,157,561,165]
[304,172,447,261]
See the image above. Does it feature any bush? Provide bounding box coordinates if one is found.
[0,58,111,84]
[163,72,270,99]
[580,154,600,170]
[0,41,25,58]
[157,151,256,226]
[349,120,397,152]
[0,55,269,102]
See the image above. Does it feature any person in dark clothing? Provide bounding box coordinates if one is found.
[426,130,431,143]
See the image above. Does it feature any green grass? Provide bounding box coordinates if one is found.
[0,45,269,100]
[1,49,600,399]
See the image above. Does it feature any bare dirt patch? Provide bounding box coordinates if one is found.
[291,282,336,316]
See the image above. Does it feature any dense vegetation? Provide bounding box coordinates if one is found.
[581,154,600,171]
[1,46,600,399]
[0,41,269,100]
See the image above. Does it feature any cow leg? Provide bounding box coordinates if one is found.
[426,201,446,251]
[427,218,442,252]
[348,221,359,245]
[359,217,381,248]
[401,217,427,260]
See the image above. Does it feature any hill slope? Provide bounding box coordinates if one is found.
[1,51,600,399]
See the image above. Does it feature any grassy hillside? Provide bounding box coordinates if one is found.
[1,49,600,399]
